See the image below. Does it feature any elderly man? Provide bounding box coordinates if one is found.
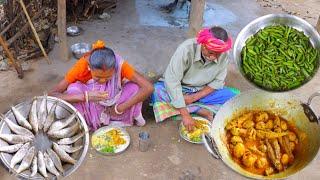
[152,26,240,131]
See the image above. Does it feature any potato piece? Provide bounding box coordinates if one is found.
[288,132,297,142]
[243,120,255,129]
[234,143,246,158]
[258,144,267,153]
[280,120,288,131]
[274,127,282,133]
[231,136,243,145]
[281,154,289,165]
[255,157,268,169]
[242,152,258,168]
[265,167,274,176]
[256,122,266,130]
[237,113,254,127]
[230,127,247,136]
[255,112,269,122]
[289,142,295,151]
[265,120,274,129]
[226,121,237,130]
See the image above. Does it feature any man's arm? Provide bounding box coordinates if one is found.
[184,65,227,105]
[164,44,196,130]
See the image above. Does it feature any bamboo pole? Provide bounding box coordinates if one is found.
[188,0,205,37]
[18,0,51,64]
[0,35,24,78]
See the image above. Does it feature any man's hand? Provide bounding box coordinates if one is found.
[182,114,195,132]
[88,91,108,102]
[184,94,195,105]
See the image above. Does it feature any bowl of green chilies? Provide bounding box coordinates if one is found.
[233,14,320,92]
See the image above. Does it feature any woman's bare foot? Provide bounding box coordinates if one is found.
[196,108,214,121]
[134,113,146,126]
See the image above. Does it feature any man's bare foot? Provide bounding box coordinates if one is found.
[196,108,214,121]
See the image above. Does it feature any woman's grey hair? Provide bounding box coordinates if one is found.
[89,47,116,70]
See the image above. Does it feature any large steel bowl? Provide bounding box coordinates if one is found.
[233,14,320,92]
[0,96,90,179]
[203,90,320,179]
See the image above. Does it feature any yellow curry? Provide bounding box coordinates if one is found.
[225,110,300,176]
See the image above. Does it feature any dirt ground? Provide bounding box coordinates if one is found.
[1,0,320,179]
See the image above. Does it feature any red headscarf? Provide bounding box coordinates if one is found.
[196,28,232,53]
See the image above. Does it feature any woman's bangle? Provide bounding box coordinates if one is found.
[84,91,89,104]
[114,104,123,115]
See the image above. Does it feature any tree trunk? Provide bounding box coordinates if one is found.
[58,0,68,61]
[188,0,205,38]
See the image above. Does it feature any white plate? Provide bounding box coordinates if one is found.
[179,116,211,144]
[91,126,130,155]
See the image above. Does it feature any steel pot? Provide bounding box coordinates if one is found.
[203,90,320,179]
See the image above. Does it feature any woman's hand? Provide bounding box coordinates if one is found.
[105,104,125,117]
[88,91,108,102]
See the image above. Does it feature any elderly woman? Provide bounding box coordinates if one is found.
[152,26,240,131]
[50,40,154,130]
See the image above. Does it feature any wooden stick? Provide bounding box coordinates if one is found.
[18,0,51,64]
[0,2,32,36]
[188,0,205,37]
[316,15,320,33]
[0,35,24,79]
[6,7,44,46]
[58,0,68,61]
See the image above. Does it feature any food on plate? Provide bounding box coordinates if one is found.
[180,119,210,143]
[91,128,127,153]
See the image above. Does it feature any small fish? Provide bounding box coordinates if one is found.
[57,132,84,145]
[47,148,64,173]
[30,156,38,177]
[44,152,60,176]
[16,146,36,173]
[0,114,34,138]
[43,101,58,132]
[0,134,33,144]
[11,106,32,130]
[53,142,77,164]
[59,145,83,153]
[48,122,80,139]
[29,98,39,134]
[38,94,48,130]
[48,112,76,134]
[38,151,48,178]
[10,143,30,169]
[0,143,23,153]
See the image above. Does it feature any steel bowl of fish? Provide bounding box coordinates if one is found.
[67,26,81,37]
[70,42,91,59]
[0,95,90,179]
